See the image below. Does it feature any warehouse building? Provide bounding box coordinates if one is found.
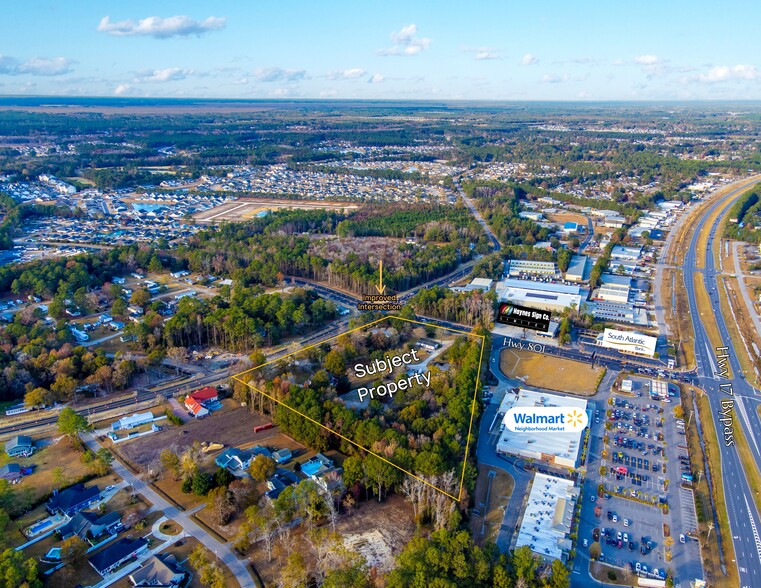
[564,255,588,282]
[515,473,579,561]
[495,278,583,313]
[593,282,631,304]
[451,277,493,292]
[506,259,559,277]
[610,245,643,261]
[496,389,588,469]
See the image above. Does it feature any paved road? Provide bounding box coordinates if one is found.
[453,177,502,251]
[681,176,761,588]
[475,341,533,552]
[81,432,256,588]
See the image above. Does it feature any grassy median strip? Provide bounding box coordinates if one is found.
[692,390,739,588]
[693,275,724,351]
[670,268,696,369]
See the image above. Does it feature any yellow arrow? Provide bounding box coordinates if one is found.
[375,259,386,294]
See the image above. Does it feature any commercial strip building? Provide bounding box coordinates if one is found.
[596,328,657,357]
[495,279,583,313]
[586,300,648,326]
[496,389,589,469]
[515,473,579,561]
[592,282,631,304]
[506,259,559,277]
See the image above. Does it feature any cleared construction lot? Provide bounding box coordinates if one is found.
[194,197,358,223]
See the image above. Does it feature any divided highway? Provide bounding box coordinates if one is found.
[682,177,761,588]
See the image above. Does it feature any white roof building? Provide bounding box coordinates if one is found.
[451,277,493,292]
[497,389,588,469]
[610,245,642,261]
[593,282,631,304]
[515,473,579,561]
[495,279,583,313]
[507,259,559,277]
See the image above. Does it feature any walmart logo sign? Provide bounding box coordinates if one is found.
[505,407,588,433]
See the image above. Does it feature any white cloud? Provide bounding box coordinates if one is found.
[541,73,588,84]
[521,53,538,66]
[541,74,569,84]
[253,67,306,83]
[17,57,75,76]
[697,64,760,83]
[0,55,74,76]
[326,68,366,80]
[379,24,431,56]
[634,54,659,65]
[320,89,338,97]
[97,15,226,39]
[369,73,385,84]
[114,83,131,95]
[133,68,190,83]
[462,46,500,60]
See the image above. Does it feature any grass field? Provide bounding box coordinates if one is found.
[499,348,604,396]
[666,268,696,369]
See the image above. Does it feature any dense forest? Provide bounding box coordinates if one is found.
[127,287,337,352]
[724,184,761,244]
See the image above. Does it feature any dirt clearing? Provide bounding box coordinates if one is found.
[111,401,272,472]
[194,198,358,224]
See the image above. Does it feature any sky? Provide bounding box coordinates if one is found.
[2,1,761,101]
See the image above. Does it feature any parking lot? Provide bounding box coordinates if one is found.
[577,375,703,586]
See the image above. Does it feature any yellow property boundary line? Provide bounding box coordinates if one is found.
[231,315,485,502]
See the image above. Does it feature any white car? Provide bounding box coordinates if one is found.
[582,539,589,548]
[106,485,115,491]
[679,534,686,543]
[623,518,629,527]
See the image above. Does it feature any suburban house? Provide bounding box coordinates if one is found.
[416,338,441,351]
[89,538,148,577]
[215,448,254,472]
[301,453,334,477]
[184,397,208,418]
[301,453,343,492]
[0,463,22,482]
[47,483,101,516]
[112,412,154,431]
[272,448,292,464]
[265,469,301,500]
[128,553,186,587]
[184,387,219,418]
[58,510,122,542]
[5,435,34,457]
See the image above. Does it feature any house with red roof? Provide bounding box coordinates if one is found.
[184,387,219,418]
